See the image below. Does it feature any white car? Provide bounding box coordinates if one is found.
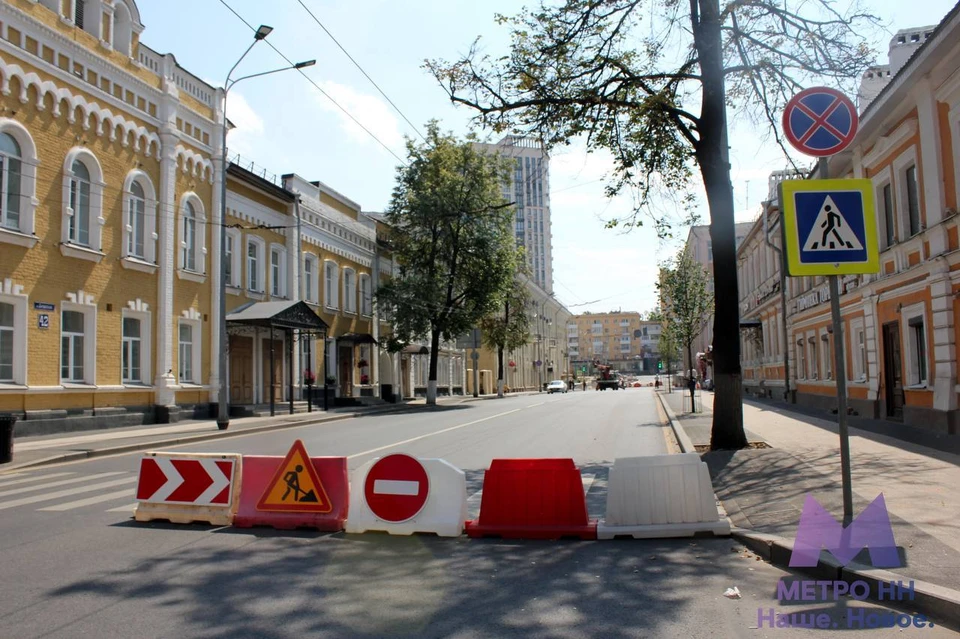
[547,380,567,394]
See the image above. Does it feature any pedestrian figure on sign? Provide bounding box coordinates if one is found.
[282,464,319,502]
[815,204,854,250]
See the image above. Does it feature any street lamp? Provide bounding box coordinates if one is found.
[216,26,315,430]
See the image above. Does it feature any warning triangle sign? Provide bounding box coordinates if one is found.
[802,195,864,252]
[256,440,332,512]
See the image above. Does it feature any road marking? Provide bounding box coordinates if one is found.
[372,479,420,496]
[526,402,546,408]
[38,488,136,512]
[581,473,596,495]
[106,502,138,513]
[346,408,524,460]
[0,472,125,498]
[0,477,138,511]
[0,472,74,489]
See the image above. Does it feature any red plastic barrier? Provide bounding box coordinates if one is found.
[233,455,348,531]
[465,458,597,540]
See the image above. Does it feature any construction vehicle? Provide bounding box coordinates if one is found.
[594,364,621,391]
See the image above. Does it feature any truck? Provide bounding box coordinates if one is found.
[594,364,621,391]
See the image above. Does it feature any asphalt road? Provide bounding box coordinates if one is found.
[0,388,955,638]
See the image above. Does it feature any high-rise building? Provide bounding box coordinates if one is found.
[475,136,553,293]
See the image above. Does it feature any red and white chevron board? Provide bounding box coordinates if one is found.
[136,456,235,505]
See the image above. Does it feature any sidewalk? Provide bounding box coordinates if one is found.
[658,388,960,627]
[2,392,537,472]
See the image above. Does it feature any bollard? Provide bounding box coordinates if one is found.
[0,413,17,464]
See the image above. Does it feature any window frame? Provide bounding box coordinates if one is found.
[872,168,896,250]
[905,164,921,237]
[0,291,27,385]
[177,318,202,385]
[60,147,105,259]
[892,146,921,242]
[121,308,151,385]
[224,228,242,289]
[60,301,96,385]
[121,170,158,269]
[359,273,372,316]
[177,193,207,279]
[0,120,38,247]
[246,236,266,294]
[270,244,287,299]
[303,253,319,303]
[849,317,867,382]
[324,260,340,310]
[901,302,928,387]
[343,267,357,314]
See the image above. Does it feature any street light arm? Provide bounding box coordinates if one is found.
[224,39,259,93]
[226,62,316,94]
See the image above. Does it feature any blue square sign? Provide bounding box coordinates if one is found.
[782,179,879,276]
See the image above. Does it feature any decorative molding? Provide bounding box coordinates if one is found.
[119,256,158,273]
[0,278,24,296]
[181,308,201,321]
[59,242,105,263]
[176,269,206,284]
[0,55,162,158]
[65,289,95,305]
[0,227,39,248]
[127,298,150,313]
[175,144,214,183]
[861,119,919,169]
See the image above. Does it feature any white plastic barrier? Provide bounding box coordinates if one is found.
[597,453,731,539]
[345,454,467,537]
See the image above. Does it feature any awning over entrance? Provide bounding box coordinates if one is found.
[401,344,430,354]
[337,332,378,345]
[739,320,762,329]
[226,300,329,332]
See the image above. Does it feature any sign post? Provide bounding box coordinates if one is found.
[781,86,871,525]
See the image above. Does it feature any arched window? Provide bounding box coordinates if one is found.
[120,171,157,271]
[127,181,144,258]
[69,160,91,247]
[113,1,133,56]
[0,133,21,232]
[182,201,197,272]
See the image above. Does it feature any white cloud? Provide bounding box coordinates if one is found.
[314,81,404,153]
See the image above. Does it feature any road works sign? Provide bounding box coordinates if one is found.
[782,87,859,157]
[782,179,879,276]
[256,440,333,512]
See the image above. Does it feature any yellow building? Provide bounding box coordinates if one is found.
[568,311,661,374]
[0,0,220,428]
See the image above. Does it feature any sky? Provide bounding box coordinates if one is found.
[139,0,959,316]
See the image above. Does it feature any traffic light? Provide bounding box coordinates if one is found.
[657,360,663,371]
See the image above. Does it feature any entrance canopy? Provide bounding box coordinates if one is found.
[338,332,378,345]
[226,300,329,333]
[401,344,430,355]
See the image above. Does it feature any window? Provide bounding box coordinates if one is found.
[882,183,895,248]
[127,181,145,258]
[343,269,357,313]
[74,0,84,28]
[0,133,21,232]
[324,261,339,309]
[821,332,832,380]
[178,322,195,384]
[68,160,91,246]
[0,302,13,382]
[122,316,142,383]
[224,233,235,287]
[905,165,921,236]
[247,237,265,293]
[808,336,818,379]
[270,246,286,298]
[61,310,85,383]
[182,201,197,272]
[796,340,806,380]
[360,274,372,316]
[908,316,927,385]
[857,327,867,381]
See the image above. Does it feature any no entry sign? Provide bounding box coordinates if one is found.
[364,454,430,522]
[782,87,858,157]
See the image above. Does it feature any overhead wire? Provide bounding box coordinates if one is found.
[216,0,408,166]
[294,0,426,142]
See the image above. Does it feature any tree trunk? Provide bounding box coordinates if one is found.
[427,327,441,405]
[497,345,505,398]
[694,0,747,450]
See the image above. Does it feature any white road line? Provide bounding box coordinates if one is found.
[0,472,74,489]
[373,480,420,496]
[526,402,546,408]
[346,408,524,460]
[106,502,138,513]
[38,488,136,512]
[0,472,126,499]
[467,490,483,502]
[581,473,596,495]
[0,477,138,511]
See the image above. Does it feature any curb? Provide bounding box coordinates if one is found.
[654,391,696,453]
[2,403,419,473]
[731,528,960,630]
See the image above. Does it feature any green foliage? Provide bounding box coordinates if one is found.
[657,249,712,362]
[480,270,532,356]
[376,121,519,389]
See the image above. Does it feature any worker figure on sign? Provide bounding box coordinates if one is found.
[819,204,851,249]
[283,464,304,502]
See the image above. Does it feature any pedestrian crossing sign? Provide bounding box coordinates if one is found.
[782,179,879,276]
[256,439,333,512]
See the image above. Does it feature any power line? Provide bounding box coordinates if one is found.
[217,0,408,166]
[295,0,426,142]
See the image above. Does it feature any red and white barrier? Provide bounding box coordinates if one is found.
[134,452,241,525]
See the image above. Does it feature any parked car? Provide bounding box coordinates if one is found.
[547,380,567,394]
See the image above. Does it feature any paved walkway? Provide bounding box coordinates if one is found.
[660,388,960,598]
[3,392,541,471]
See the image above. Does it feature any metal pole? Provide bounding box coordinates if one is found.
[270,324,276,417]
[288,329,294,415]
[306,336,313,413]
[818,156,854,526]
[472,331,479,398]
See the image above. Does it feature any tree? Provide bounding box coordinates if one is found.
[650,309,680,390]
[427,0,878,448]
[377,121,518,405]
[658,250,713,407]
[480,271,532,397]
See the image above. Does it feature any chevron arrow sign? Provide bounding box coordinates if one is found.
[136,455,236,506]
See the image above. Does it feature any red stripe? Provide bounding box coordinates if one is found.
[167,459,214,503]
[135,458,166,500]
